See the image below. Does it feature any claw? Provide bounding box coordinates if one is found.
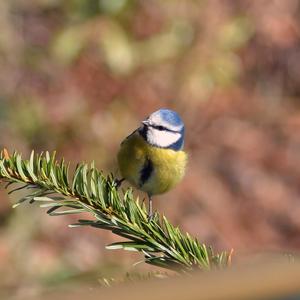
[115,178,125,189]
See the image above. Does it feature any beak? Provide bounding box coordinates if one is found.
[142,120,150,126]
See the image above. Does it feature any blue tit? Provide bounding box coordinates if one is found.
[117,108,187,218]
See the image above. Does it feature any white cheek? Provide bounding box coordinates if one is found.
[147,129,181,147]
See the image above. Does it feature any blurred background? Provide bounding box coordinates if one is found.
[1,0,300,298]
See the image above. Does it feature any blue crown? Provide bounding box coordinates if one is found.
[158,109,183,128]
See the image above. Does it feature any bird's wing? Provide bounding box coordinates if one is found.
[120,128,138,145]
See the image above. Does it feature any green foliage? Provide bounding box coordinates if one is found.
[0,149,231,272]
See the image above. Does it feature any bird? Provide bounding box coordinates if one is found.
[117,108,187,219]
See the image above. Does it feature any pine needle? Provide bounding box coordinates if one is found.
[0,149,232,272]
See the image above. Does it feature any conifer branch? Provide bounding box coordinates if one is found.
[0,149,231,272]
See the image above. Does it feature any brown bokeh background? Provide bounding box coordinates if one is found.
[1,0,300,297]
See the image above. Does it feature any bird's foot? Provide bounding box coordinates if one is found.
[147,212,153,221]
[114,178,125,189]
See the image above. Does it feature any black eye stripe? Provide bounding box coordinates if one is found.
[149,124,164,130]
[150,124,177,132]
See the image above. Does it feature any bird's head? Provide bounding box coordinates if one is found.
[140,109,185,151]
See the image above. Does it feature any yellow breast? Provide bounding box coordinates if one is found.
[117,132,187,195]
